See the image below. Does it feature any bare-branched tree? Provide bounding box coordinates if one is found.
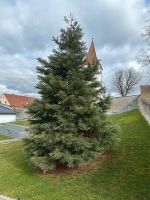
[112,67,141,96]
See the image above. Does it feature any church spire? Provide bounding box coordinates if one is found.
[86,39,98,65]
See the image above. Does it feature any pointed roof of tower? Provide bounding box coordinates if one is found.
[86,39,98,65]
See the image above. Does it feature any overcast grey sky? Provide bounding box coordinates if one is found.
[0,0,149,97]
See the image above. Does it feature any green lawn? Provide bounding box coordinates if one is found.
[10,120,29,126]
[0,135,11,141]
[0,109,150,200]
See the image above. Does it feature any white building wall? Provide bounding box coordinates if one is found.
[95,72,102,83]
[0,114,16,123]
[0,94,10,106]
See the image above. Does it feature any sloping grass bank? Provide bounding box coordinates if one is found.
[9,120,29,126]
[0,110,149,200]
[0,135,11,141]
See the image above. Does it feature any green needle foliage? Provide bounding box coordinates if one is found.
[24,15,118,173]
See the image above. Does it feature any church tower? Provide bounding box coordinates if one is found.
[86,39,102,82]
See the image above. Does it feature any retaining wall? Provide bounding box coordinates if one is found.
[107,95,138,114]
[0,123,28,139]
[108,94,150,125]
[137,96,150,124]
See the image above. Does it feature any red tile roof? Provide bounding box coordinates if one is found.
[86,40,98,65]
[4,93,35,108]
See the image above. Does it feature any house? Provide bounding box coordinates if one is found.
[0,93,35,109]
[0,104,16,123]
[0,93,36,120]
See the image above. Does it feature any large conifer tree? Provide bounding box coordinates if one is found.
[24,15,117,172]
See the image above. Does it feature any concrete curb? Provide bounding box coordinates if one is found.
[0,138,20,144]
[0,195,17,200]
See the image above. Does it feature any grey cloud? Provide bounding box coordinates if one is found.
[97,44,140,68]
[0,54,37,93]
[0,0,67,54]
[68,0,146,48]
[0,0,149,96]
[0,0,147,54]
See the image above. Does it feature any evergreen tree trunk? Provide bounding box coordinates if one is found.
[24,15,118,172]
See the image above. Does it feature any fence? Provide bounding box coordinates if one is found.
[0,123,29,139]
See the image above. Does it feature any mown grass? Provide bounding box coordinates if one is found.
[10,120,29,126]
[0,135,11,141]
[0,109,150,200]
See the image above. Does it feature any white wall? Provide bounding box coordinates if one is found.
[0,114,16,123]
[0,94,10,106]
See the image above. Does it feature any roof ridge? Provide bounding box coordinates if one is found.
[4,93,35,99]
[3,93,35,108]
